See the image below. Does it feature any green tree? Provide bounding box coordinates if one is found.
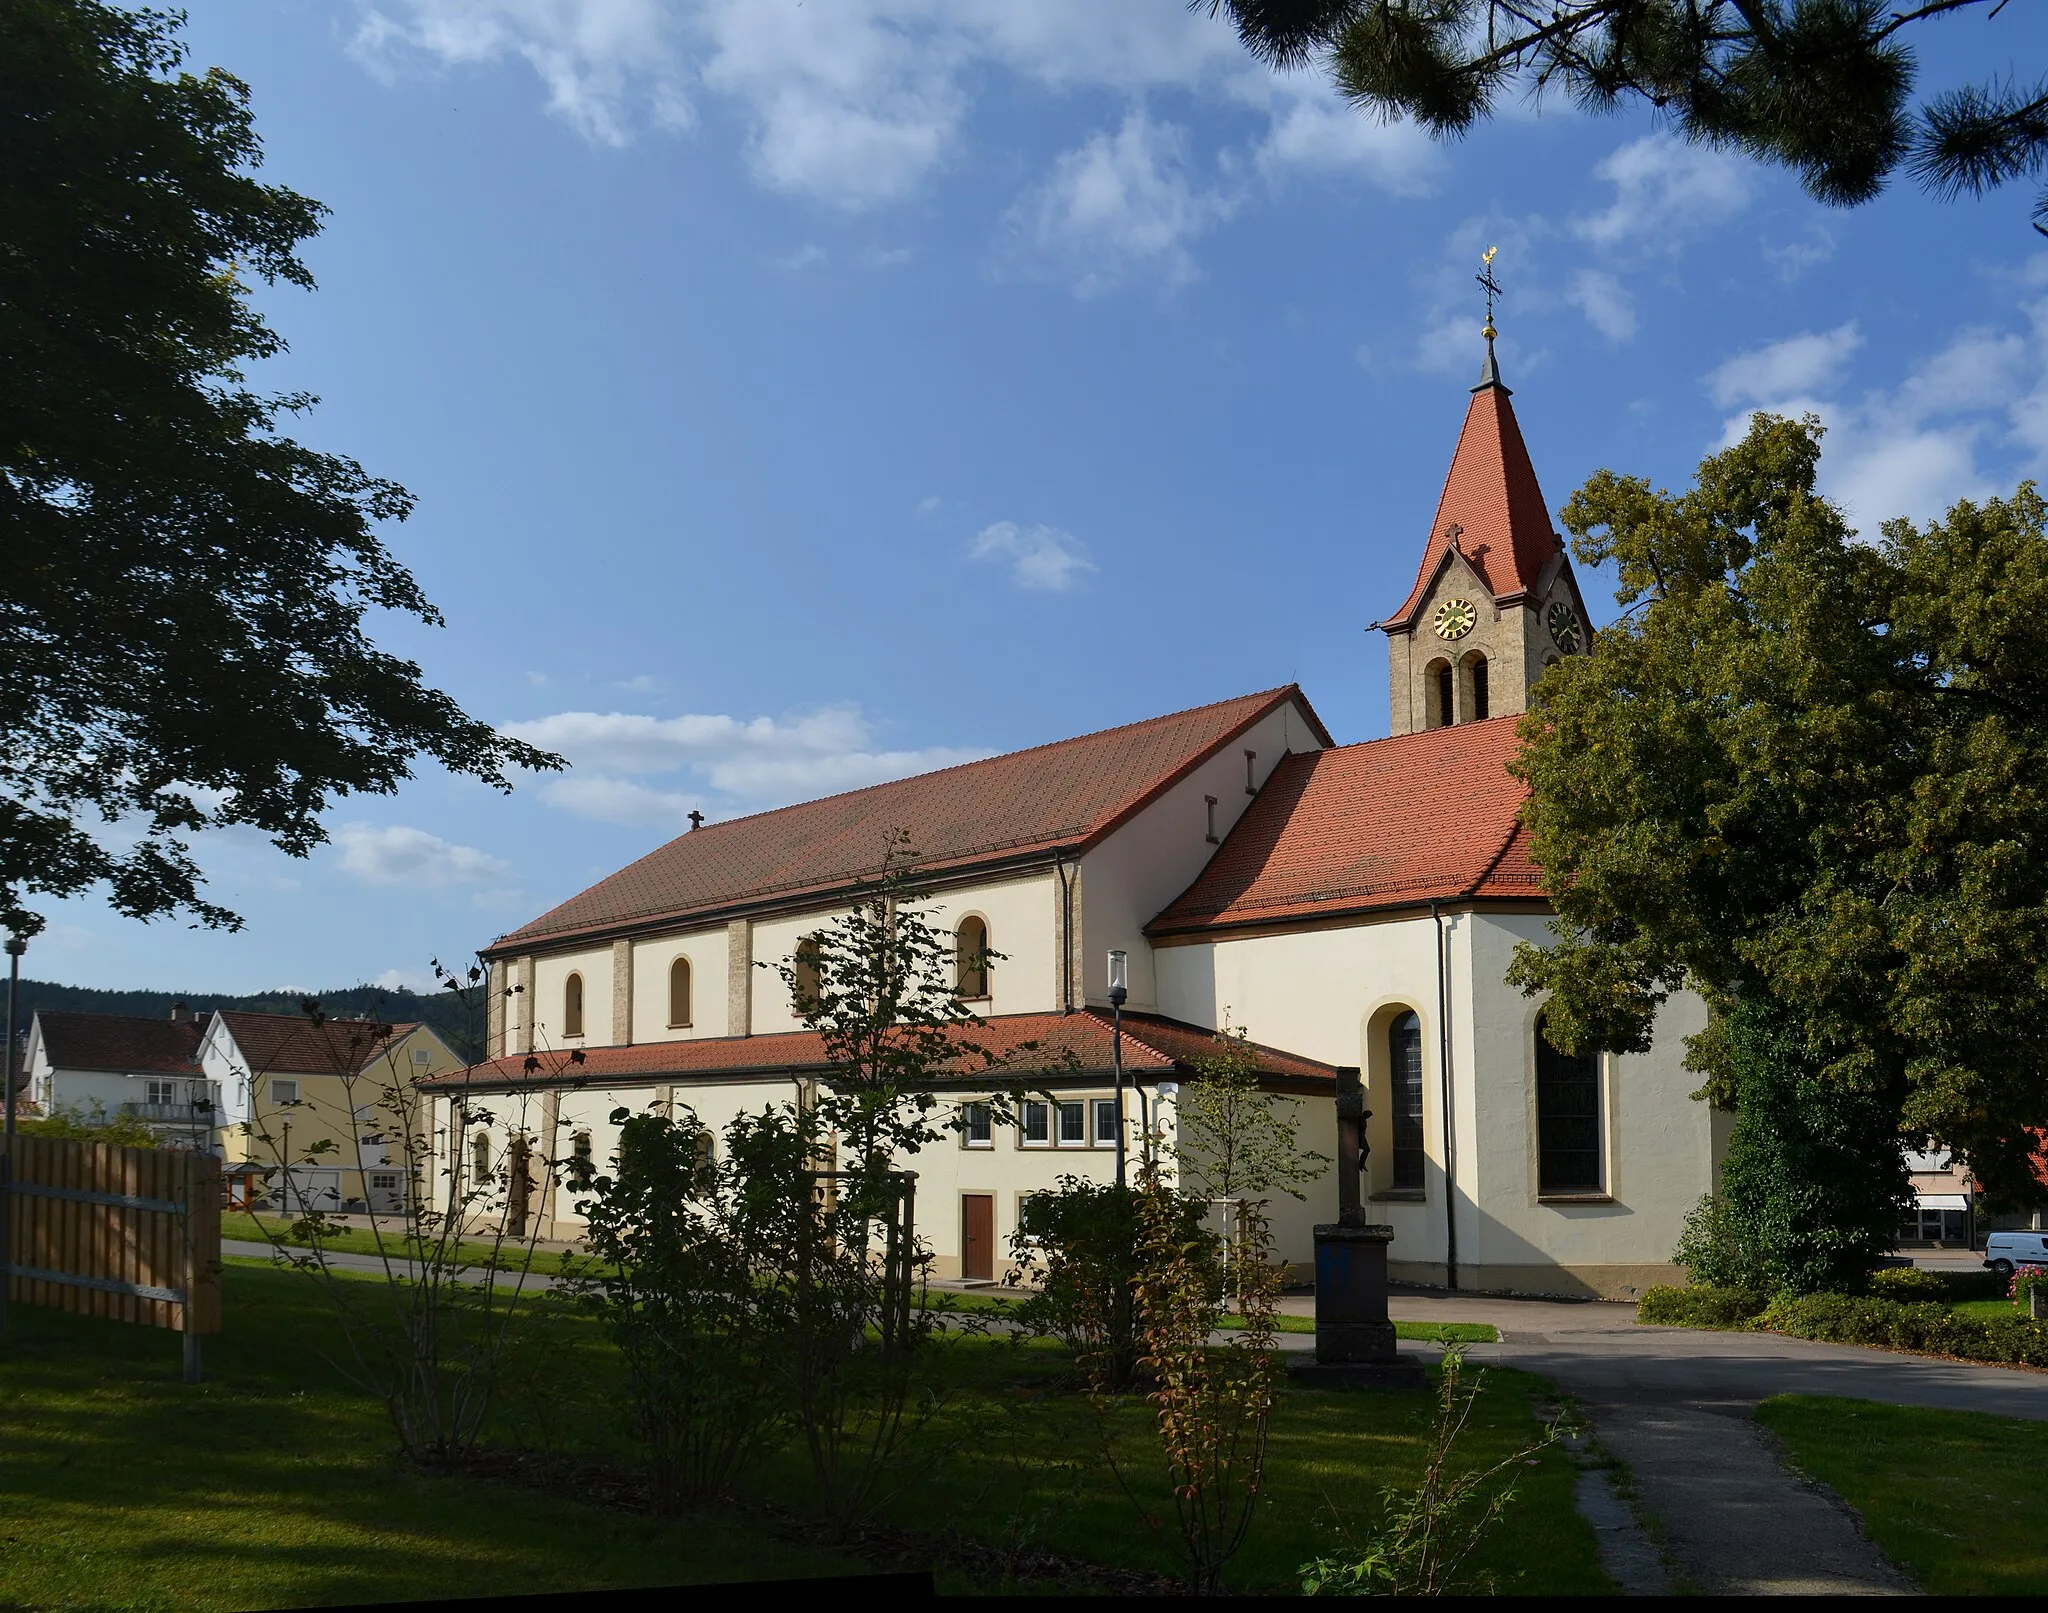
[1205,0,2048,230]
[1173,1021,1331,1205]
[1505,413,2048,1207]
[0,0,556,938]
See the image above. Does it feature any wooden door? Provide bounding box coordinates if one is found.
[961,1193,995,1282]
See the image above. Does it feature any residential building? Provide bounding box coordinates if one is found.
[23,1007,214,1149]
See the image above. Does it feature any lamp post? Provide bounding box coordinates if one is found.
[3,934,23,1139]
[1107,949,1128,1188]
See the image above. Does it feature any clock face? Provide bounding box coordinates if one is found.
[1432,598,1478,640]
[1547,599,1581,653]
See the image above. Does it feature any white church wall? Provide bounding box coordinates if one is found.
[629,928,728,1044]
[747,872,1063,1036]
[530,945,614,1051]
[1079,700,1324,1015]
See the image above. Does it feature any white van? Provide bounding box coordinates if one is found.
[1983,1230,2048,1277]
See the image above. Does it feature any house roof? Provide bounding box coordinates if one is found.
[213,1011,424,1077]
[490,686,1333,955]
[1147,716,1543,937]
[422,1009,1340,1094]
[31,1012,203,1074]
[1382,369,1567,630]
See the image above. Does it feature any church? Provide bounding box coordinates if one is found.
[432,340,1715,1300]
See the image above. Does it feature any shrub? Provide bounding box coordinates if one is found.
[1866,1265,1946,1300]
[1671,1193,1773,1291]
[1761,1291,2048,1367]
[1636,1284,1769,1328]
[2012,1264,2048,1309]
[1008,1174,1209,1390]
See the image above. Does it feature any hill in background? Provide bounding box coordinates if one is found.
[9,978,485,1065]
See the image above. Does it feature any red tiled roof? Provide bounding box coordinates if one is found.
[491,687,1332,954]
[423,1009,1339,1092]
[213,1011,423,1077]
[1384,377,1566,628]
[1146,717,1543,937]
[32,1012,203,1074]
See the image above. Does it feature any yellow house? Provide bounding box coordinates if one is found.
[202,1009,467,1214]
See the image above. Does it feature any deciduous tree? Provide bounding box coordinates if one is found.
[0,0,555,937]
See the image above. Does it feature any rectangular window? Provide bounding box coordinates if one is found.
[1057,1100,1086,1145]
[963,1101,993,1148]
[144,1078,177,1107]
[1092,1098,1119,1147]
[411,1048,431,1066]
[270,1079,299,1106]
[369,1173,399,1191]
[1020,1100,1049,1146]
[1536,1024,1603,1194]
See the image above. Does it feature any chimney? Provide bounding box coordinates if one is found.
[170,1001,190,1023]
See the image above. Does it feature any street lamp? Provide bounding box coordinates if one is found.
[1107,949,1128,1188]
[3,934,25,1141]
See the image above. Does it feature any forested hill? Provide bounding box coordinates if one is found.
[11,979,485,1064]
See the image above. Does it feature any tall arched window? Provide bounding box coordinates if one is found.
[668,956,693,1027]
[1436,662,1455,727]
[471,1130,492,1182]
[792,935,824,1015]
[563,972,584,1038]
[1389,1011,1425,1190]
[956,915,990,1000]
[1467,654,1489,721]
[1536,1014,1603,1193]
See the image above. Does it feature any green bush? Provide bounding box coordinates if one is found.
[1671,1192,1774,1291]
[1636,1284,1769,1328]
[1762,1291,2048,1367]
[1867,1265,1947,1300]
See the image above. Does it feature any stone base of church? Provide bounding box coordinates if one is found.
[1390,1260,1685,1301]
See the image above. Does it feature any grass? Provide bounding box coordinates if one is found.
[1,1262,1593,1604]
[222,1210,586,1277]
[934,1287,1500,1343]
[1949,1297,2024,1322]
[1756,1395,2048,1595]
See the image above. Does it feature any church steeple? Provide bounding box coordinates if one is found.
[1376,249,1590,737]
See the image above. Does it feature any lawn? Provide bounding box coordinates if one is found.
[222,1210,586,1277]
[1756,1395,2048,1595]
[0,1261,1598,1604]
[936,1287,1500,1343]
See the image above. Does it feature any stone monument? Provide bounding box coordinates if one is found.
[1288,1065,1425,1388]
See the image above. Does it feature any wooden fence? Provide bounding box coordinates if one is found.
[1,1137,222,1381]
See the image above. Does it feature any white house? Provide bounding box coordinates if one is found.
[24,1007,216,1149]
[431,342,1718,1298]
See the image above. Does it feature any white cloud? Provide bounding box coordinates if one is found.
[1251,81,1443,195]
[352,0,690,146]
[1001,112,1236,297]
[1707,323,1864,409]
[332,823,510,888]
[970,521,1096,591]
[1566,269,1636,342]
[1763,227,1835,282]
[1704,303,2048,533]
[1575,134,1751,251]
[502,705,992,824]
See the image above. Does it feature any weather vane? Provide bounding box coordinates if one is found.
[1477,245,1501,341]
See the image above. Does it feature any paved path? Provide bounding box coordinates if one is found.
[1309,1292,2048,1595]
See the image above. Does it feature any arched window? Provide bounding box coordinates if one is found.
[668,956,693,1027]
[563,972,584,1038]
[792,935,824,1015]
[956,915,990,1000]
[1389,1011,1425,1190]
[1436,662,1455,727]
[471,1130,492,1182]
[1536,1014,1603,1193]
[1466,654,1489,721]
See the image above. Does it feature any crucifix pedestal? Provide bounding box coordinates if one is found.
[1288,1065,1425,1389]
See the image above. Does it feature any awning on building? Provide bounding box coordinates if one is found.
[1914,1192,1970,1211]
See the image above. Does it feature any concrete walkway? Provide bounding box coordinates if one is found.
[1337,1291,2048,1595]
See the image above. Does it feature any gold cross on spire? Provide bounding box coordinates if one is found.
[1477,245,1501,341]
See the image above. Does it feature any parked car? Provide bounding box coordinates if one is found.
[1983,1230,2048,1277]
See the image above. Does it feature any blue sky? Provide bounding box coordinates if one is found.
[32,0,2048,994]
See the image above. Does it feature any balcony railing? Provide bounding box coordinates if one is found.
[122,1102,219,1124]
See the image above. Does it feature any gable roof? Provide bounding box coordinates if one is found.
[423,1008,1339,1095]
[31,1012,203,1074]
[1382,370,1566,630]
[1147,716,1543,938]
[212,1011,424,1078]
[491,686,1332,954]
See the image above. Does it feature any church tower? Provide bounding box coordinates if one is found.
[1378,314,1591,737]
